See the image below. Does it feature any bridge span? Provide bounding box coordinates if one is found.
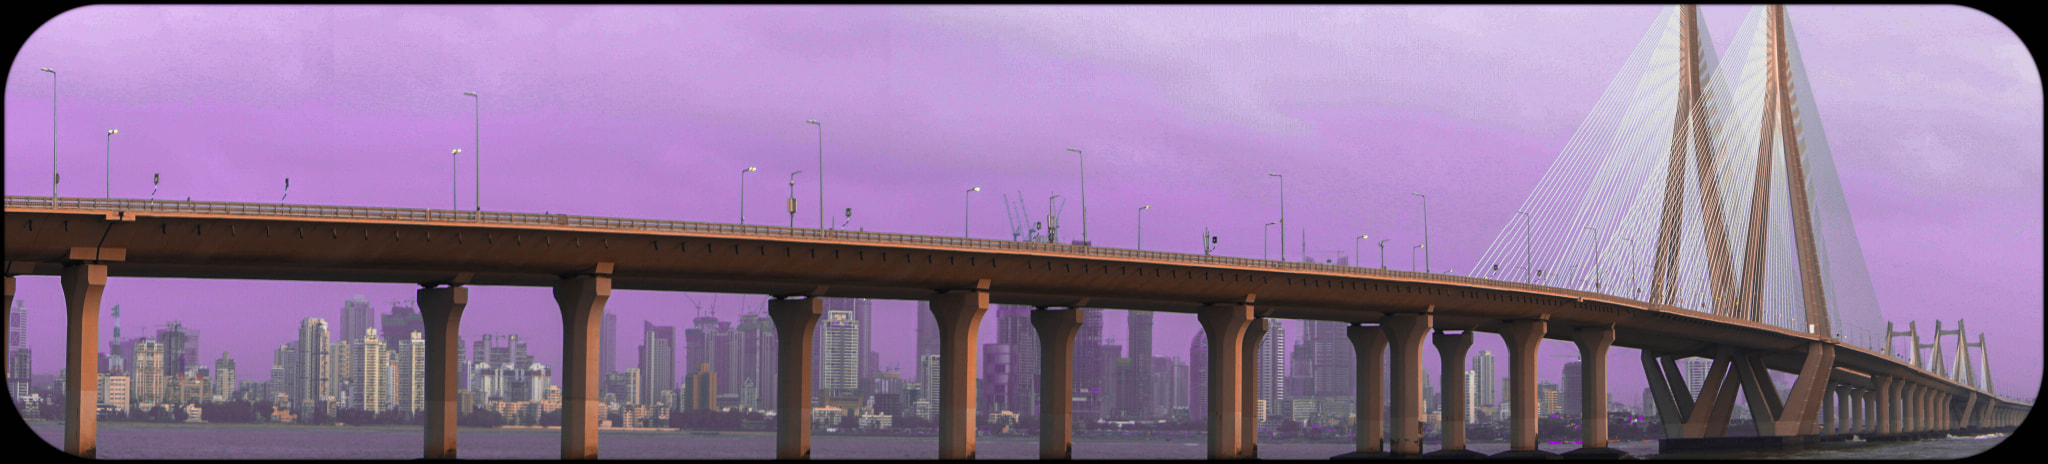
[5,196,2028,459]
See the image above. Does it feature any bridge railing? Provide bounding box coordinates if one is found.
[9,196,1633,304]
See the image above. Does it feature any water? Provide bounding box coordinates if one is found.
[25,422,2009,459]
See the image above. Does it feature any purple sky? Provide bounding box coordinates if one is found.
[7,6,2040,403]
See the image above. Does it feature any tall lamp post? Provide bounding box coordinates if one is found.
[282,177,290,203]
[1353,234,1368,267]
[1412,192,1429,273]
[807,120,823,229]
[1269,173,1285,261]
[150,173,160,201]
[1137,205,1151,250]
[1263,221,1278,260]
[42,67,56,199]
[1412,244,1425,272]
[464,92,480,219]
[451,149,463,210]
[1066,148,1089,245]
[964,186,981,238]
[105,129,118,198]
[739,167,757,224]
[1516,210,1533,284]
[787,170,803,228]
[1378,238,1390,270]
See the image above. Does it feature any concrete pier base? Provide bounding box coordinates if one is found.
[554,271,611,460]
[418,284,469,459]
[769,297,823,460]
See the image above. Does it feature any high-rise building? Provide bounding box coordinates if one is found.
[1122,310,1153,419]
[1561,361,1583,418]
[605,368,642,406]
[296,318,332,414]
[270,343,297,406]
[155,321,202,377]
[916,301,941,367]
[379,301,425,351]
[212,352,236,402]
[995,305,1040,417]
[340,296,375,355]
[1189,332,1208,419]
[6,301,27,402]
[351,329,390,412]
[1255,320,1287,419]
[639,322,677,407]
[686,315,736,396]
[734,313,776,411]
[1640,387,1655,417]
[395,331,427,415]
[1463,369,1478,423]
[1472,350,1498,409]
[330,338,354,408]
[1681,358,1710,398]
[1302,319,1354,401]
[686,363,717,411]
[918,354,942,412]
[1537,382,1561,417]
[97,374,130,412]
[816,298,873,398]
[819,309,861,400]
[133,338,167,403]
[601,313,618,376]
[1074,309,1106,422]
[982,342,1014,414]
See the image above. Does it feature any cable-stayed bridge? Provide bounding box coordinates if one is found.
[2,4,2026,460]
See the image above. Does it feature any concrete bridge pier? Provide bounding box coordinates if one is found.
[1381,312,1430,457]
[1497,316,1551,457]
[1563,325,1627,458]
[1197,298,1255,459]
[1240,317,1269,458]
[1424,330,1479,458]
[1873,375,1893,434]
[417,284,469,459]
[1030,307,1084,460]
[61,250,119,458]
[930,281,991,460]
[554,269,612,460]
[765,296,819,457]
[1333,324,1388,459]
[1822,384,1836,435]
[768,296,823,459]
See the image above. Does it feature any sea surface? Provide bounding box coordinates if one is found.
[24,421,2010,459]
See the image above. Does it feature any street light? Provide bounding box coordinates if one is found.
[964,186,981,238]
[1264,221,1278,260]
[42,67,55,198]
[105,129,117,198]
[1067,148,1089,245]
[807,120,823,229]
[1377,238,1390,270]
[464,91,480,219]
[1516,210,1533,284]
[788,170,804,228]
[1354,235,1368,267]
[150,173,159,201]
[1137,205,1152,250]
[282,177,290,203]
[1412,193,1429,273]
[1412,244,1425,272]
[739,167,757,225]
[1269,173,1285,261]
[451,149,463,210]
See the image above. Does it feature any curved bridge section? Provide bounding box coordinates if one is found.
[5,196,2028,459]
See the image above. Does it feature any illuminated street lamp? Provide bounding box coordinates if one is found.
[105,129,118,198]
[739,166,757,225]
[1137,205,1152,250]
[451,149,463,210]
[1354,235,1368,267]
[1412,244,1425,272]
[964,186,981,238]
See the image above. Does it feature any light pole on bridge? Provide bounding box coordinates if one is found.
[1067,148,1089,245]
[964,186,980,238]
[1137,205,1151,250]
[1411,244,1424,272]
[1412,192,1429,273]
[788,170,803,228]
[1378,238,1389,270]
[43,67,57,199]
[1354,234,1368,267]
[739,167,757,225]
[150,173,159,201]
[1269,173,1285,261]
[1263,221,1278,260]
[105,129,118,199]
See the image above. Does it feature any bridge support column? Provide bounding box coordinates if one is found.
[418,285,469,459]
[1641,351,1690,438]
[1241,317,1268,458]
[1424,329,1478,458]
[1852,388,1866,434]
[930,281,990,460]
[1779,342,1835,436]
[1031,308,1083,460]
[1340,324,1388,458]
[62,259,112,458]
[555,271,610,460]
[768,297,822,459]
[1197,298,1254,459]
[1563,325,1623,458]
[1822,384,1836,434]
[1873,376,1893,434]
[1499,317,1546,452]
[1382,312,1430,457]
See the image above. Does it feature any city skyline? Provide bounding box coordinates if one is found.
[3,3,2039,414]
